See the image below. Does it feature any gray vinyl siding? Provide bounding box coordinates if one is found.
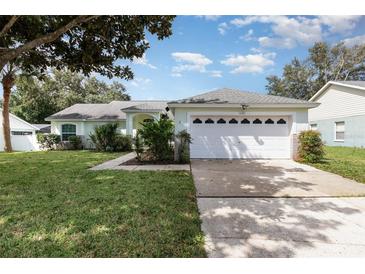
[311,115,365,147]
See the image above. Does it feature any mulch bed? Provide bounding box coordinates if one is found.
[120,153,185,165]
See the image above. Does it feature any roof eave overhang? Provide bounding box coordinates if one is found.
[45,118,126,122]
[121,109,163,113]
[310,81,365,102]
[167,103,319,109]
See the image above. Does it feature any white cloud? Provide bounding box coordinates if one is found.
[342,34,365,47]
[129,77,151,87]
[221,52,275,74]
[319,16,362,33]
[196,15,221,21]
[132,53,157,69]
[210,70,223,78]
[171,72,182,78]
[218,22,229,35]
[241,29,254,41]
[258,36,296,49]
[171,52,213,74]
[229,15,363,49]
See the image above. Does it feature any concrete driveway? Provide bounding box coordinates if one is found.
[191,159,365,257]
[192,159,365,197]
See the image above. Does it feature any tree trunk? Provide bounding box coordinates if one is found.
[2,73,15,152]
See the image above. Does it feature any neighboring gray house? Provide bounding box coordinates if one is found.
[309,81,365,147]
[45,100,168,148]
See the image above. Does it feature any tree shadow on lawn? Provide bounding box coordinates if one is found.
[0,171,206,257]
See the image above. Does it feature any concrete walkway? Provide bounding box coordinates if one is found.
[89,152,190,171]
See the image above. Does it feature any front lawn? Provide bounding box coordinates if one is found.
[311,146,365,184]
[0,151,205,257]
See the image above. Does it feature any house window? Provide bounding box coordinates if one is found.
[193,118,202,124]
[253,118,262,124]
[205,118,214,124]
[310,124,318,130]
[61,124,76,141]
[217,118,226,124]
[11,131,32,136]
[229,118,238,124]
[335,121,345,141]
[265,118,274,124]
[241,118,250,124]
[277,118,286,124]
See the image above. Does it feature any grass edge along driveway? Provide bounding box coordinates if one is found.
[309,146,365,184]
[0,151,206,257]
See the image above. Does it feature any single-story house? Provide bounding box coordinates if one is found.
[47,88,318,159]
[32,124,51,134]
[0,108,40,151]
[45,101,169,149]
[309,81,365,147]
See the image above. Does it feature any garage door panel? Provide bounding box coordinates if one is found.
[190,116,291,159]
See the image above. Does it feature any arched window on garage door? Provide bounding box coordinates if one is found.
[193,118,202,124]
[241,118,250,124]
[61,124,76,141]
[229,118,238,124]
[205,118,214,124]
[265,118,274,124]
[277,118,287,124]
[253,118,262,124]
[217,118,226,124]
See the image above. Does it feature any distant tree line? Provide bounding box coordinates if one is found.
[266,42,365,100]
[2,69,130,124]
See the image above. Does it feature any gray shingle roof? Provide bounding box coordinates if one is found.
[333,81,365,89]
[121,102,168,112]
[46,101,167,121]
[168,88,312,105]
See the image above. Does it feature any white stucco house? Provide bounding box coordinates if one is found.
[309,81,365,147]
[47,88,318,159]
[0,109,40,151]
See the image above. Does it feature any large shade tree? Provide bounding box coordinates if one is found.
[266,42,365,100]
[0,15,175,152]
[11,69,131,124]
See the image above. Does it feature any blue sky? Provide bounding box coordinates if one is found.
[116,15,365,100]
[2,15,365,100]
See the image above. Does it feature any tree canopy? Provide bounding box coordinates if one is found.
[0,15,175,152]
[10,69,130,124]
[266,42,365,100]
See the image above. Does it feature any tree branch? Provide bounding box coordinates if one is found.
[2,15,98,63]
[0,15,20,38]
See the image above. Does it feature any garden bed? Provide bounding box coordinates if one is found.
[121,157,182,165]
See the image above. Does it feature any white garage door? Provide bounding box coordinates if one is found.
[190,115,291,159]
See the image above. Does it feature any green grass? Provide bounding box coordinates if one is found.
[0,151,205,257]
[310,146,365,184]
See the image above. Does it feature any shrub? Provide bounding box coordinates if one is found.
[175,130,192,163]
[134,131,144,161]
[138,118,174,161]
[89,123,131,152]
[68,136,83,150]
[114,134,132,152]
[298,130,325,163]
[37,133,61,150]
[89,123,118,151]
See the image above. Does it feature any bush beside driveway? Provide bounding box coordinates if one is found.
[0,151,205,257]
